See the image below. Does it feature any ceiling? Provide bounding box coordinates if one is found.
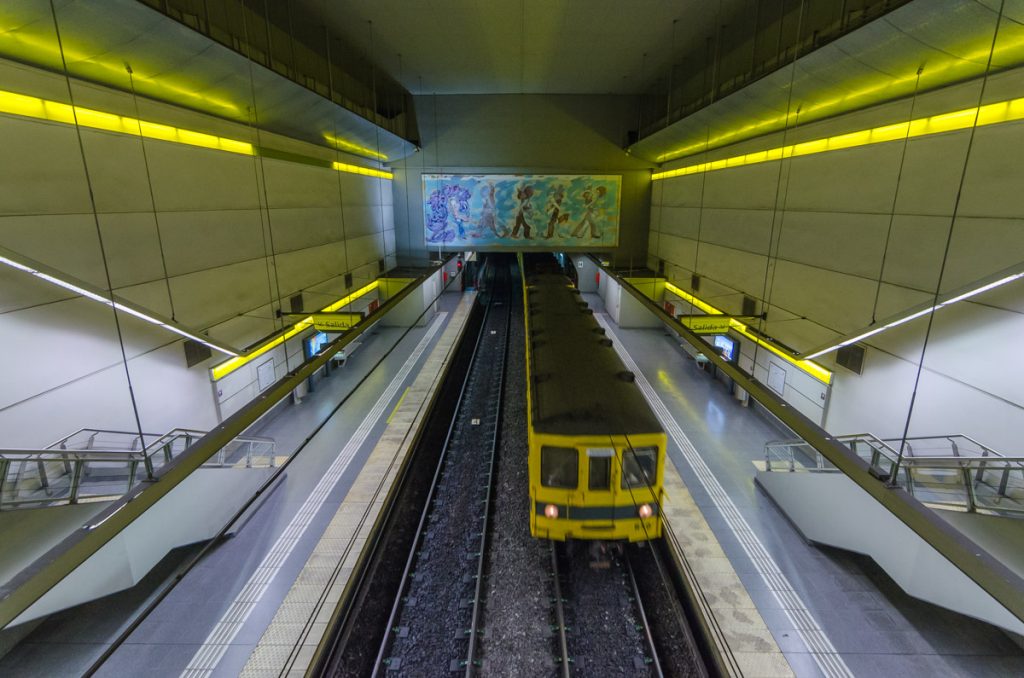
[0,0,416,161]
[302,0,744,95]
[630,0,1024,163]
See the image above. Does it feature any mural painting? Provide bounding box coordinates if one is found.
[423,174,621,248]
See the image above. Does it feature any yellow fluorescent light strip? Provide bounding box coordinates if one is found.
[655,36,1024,162]
[0,89,253,155]
[210,280,381,381]
[664,281,832,384]
[0,89,393,179]
[332,161,393,180]
[323,132,388,161]
[0,253,238,356]
[652,96,1024,180]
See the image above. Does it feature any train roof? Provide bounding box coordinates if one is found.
[526,271,663,438]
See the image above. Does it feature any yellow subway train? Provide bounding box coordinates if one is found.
[521,253,666,542]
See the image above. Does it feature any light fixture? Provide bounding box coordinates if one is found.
[0,250,238,357]
[803,271,1024,360]
[210,280,384,381]
[322,132,388,161]
[660,281,832,384]
[653,33,1024,164]
[652,95,1024,181]
[0,88,392,179]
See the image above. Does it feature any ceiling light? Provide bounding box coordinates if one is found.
[0,248,238,357]
[803,273,1024,360]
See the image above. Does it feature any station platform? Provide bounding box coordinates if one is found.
[4,282,1022,677]
[584,292,1024,678]
[0,290,471,678]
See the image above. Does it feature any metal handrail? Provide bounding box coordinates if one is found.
[882,434,1002,458]
[764,434,1024,517]
[46,428,165,452]
[1,430,277,511]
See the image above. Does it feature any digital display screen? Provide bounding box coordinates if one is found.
[306,332,329,356]
[712,334,737,362]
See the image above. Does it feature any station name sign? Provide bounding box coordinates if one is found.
[309,312,362,332]
[678,315,734,335]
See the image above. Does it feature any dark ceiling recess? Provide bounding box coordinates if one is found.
[836,344,866,375]
[183,339,212,368]
[636,0,911,142]
[137,0,419,145]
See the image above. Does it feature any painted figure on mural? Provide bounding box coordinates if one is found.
[474,182,506,238]
[425,183,471,243]
[447,193,471,240]
[570,185,606,239]
[543,185,569,239]
[510,184,535,239]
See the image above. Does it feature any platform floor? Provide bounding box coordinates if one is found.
[0,293,464,678]
[5,286,1023,678]
[586,292,1024,678]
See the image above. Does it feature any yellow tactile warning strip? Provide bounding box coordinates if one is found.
[240,293,477,678]
[662,459,795,677]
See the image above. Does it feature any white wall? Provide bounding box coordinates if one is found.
[0,58,395,447]
[649,65,1024,448]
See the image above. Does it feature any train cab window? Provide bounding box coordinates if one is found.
[587,448,613,490]
[541,446,578,488]
[621,446,658,488]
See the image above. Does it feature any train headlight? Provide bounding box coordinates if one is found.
[638,503,653,519]
[544,504,559,519]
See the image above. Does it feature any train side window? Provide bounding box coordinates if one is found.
[621,446,658,488]
[541,446,578,488]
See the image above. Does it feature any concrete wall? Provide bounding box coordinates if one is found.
[649,66,1024,450]
[0,58,394,446]
[393,94,653,265]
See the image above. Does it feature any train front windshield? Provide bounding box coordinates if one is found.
[541,446,578,488]
[622,447,658,488]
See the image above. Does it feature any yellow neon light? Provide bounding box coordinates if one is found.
[0,88,395,178]
[323,132,388,161]
[0,89,254,155]
[655,35,1024,163]
[652,95,1024,181]
[331,161,393,180]
[210,281,381,381]
[663,282,832,384]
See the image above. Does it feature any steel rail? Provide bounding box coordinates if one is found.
[463,263,511,676]
[371,274,497,677]
[549,543,571,678]
[624,549,664,678]
[597,257,1024,627]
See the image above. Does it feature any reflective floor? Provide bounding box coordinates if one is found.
[0,293,463,678]
[3,288,1022,677]
[586,291,1024,678]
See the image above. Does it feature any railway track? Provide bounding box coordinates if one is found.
[370,261,510,676]
[317,257,710,677]
[551,542,664,677]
